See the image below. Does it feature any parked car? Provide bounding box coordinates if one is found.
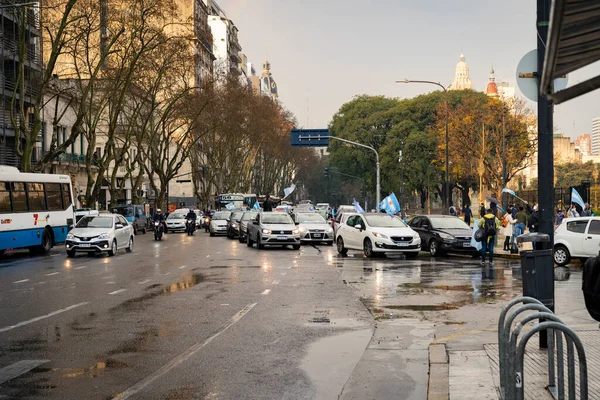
[293,212,334,245]
[554,217,600,266]
[335,212,420,258]
[407,215,474,257]
[65,214,134,257]
[333,205,358,236]
[227,211,245,239]
[246,212,301,249]
[166,211,187,233]
[238,211,259,243]
[112,204,147,235]
[209,211,232,236]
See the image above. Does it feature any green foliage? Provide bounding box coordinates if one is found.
[555,161,597,188]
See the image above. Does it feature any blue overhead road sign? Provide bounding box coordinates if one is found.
[290,129,329,147]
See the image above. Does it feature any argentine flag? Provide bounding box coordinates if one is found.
[380,193,400,215]
[283,183,296,200]
[571,188,585,209]
[225,202,236,211]
[252,201,261,211]
[353,199,365,213]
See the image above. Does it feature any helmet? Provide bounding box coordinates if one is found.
[157,208,162,213]
[189,208,193,212]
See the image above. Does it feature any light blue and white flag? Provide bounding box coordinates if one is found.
[282,184,296,200]
[252,201,261,211]
[225,202,236,211]
[353,199,365,213]
[571,188,585,209]
[380,193,400,215]
[502,187,525,202]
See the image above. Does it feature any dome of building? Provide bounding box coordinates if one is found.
[486,67,499,98]
[449,54,474,91]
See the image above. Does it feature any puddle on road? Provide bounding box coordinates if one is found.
[384,304,460,311]
[209,265,262,269]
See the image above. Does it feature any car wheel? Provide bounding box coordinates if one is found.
[337,237,348,255]
[405,252,419,259]
[292,244,301,250]
[429,239,440,257]
[326,241,334,246]
[66,249,76,258]
[126,237,134,253]
[363,238,375,258]
[142,227,147,234]
[257,235,265,250]
[109,240,117,257]
[247,233,253,247]
[133,225,137,235]
[210,232,215,237]
[553,245,571,266]
[239,235,245,243]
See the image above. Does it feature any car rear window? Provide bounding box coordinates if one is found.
[588,220,600,235]
[566,220,588,233]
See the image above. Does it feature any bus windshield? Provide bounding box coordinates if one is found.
[76,216,114,229]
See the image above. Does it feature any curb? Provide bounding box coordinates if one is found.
[427,343,449,400]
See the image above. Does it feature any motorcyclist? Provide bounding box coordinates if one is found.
[186,208,197,232]
[153,209,167,233]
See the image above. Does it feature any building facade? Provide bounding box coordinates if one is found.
[208,14,242,77]
[449,54,474,91]
[592,117,600,155]
[575,133,592,157]
[554,133,582,164]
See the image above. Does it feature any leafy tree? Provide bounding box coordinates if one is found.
[555,161,596,189]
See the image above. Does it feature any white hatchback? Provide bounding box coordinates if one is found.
[335,213,421,258]
[554,217,600,266]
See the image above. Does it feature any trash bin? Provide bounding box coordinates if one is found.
[517,233,554,310]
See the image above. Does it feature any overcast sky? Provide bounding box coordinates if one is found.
[218,0,600,139]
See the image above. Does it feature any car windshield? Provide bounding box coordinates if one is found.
[167,213,186,220]
[231,211,244,221]
[113,206,133,217]
[241,212,259,221]
[76,216,113,228]
[430,217,470,229]
[213,212,232,220]
[296,213,326,223]
[364,215,407,228]
[262,213,294,224]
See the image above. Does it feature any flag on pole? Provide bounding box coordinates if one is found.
[252,201,261,211]
[380,193,400,215]
[571,188,585,209]
[501,188,516,197]
[282,184,296,200]
[353,199,365,213]
[225,203,236,211]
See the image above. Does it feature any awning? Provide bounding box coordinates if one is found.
[541,0,600,103]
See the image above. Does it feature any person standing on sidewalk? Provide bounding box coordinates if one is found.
[582,203,592,217]
[478,209,501,266]
[463,204,472,226]
[479,203,486,218]
[501,208,516,251]
[514,206,528,246]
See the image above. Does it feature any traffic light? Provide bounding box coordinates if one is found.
[324,168,329,178]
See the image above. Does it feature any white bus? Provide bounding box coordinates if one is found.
[0,166,74,255]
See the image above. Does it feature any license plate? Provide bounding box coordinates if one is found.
[463,242,471,247]
[396,242,409,247]
[313,234,322,238]
[80,243,91,248]
[277,235,287,240]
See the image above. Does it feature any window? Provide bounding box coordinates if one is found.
[62,184,72,209]
[567,220,588,234]
[0,182,10,212]
[408,217,421,228]
[355,216,365,228]
[346,215,357,227]
[80,135,84,155]
[589,220,600,235]
[11,182,27,212]
[26,183,47,211]
[45,183,63,211]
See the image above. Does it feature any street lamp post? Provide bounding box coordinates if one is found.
[396,79,450,214]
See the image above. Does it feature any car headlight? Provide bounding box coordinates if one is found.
[98,233,110,240]
[413,232,420,239]
[298,226,307,233]
[327,227,333,233]
[292,229,300,235]
[66,233,74,240]
[231,223,237,228]
[262,229,272,234]
[438,232,455,242]
[372,231,388,239]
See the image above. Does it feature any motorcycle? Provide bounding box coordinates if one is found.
[202,216,211,233]
[186,219,196,236]
[154,221,164,241]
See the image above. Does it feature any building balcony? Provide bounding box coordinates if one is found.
[54,152,88,165]
[0,36,41,65]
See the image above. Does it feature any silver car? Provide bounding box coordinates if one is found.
[294,212,334,245]
[238,211,259,242]
[166,212,187,232]
[65,214,134,257]
[246,212,301,249]
[210,211,232,236]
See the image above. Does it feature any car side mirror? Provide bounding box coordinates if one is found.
[295,222,300,225]
[253,221,258,225]
[355,224,363,230]
[115,223,123,229]
[422,225,429,230]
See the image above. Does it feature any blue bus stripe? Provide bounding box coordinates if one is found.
[0,226,68,251]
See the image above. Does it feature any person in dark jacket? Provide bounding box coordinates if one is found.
[526,202,540,249]
[490,202,498,217]
[463,204,472,226]
[263,195,274,212]
[480,203,486,218]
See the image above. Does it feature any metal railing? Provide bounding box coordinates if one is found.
[498,296,588,399]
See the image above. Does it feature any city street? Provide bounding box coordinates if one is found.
[0,232,592,399]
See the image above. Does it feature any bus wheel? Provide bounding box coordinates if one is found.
[32,229,53,254]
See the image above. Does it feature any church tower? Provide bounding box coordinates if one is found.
[449,54,474,91]
[260,59,278,100]
[486,67,499,98]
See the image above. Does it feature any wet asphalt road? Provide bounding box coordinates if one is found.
[0,231,591,399]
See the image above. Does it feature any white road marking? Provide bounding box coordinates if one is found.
[178,265,187,269]
[0,302,89,334]
[220,304,229,306]
[206,255,210,258]
[261,289,271,295]
[106,282,116,285]
[51,254,60,257]
[281,272,287,276]
[115,256,124,260]
[74,266,87,270]
[287,266,292,269]
[0,360,50,384]
[138,279,151,285]
[272,280,280,285]
[160,272,171,276]
[109,289,127,295]
[45,272,60,276]
[12,279,29,284]
[37,282,46,285]
[112,303,257,400]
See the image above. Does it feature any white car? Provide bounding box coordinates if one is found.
[209,211,232,236]
[166,211,187,232]
[335,212,421,258]
[554,217,600,266]
[293,212,334,245]
[74,208,99,224]
[65,214,134,257]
